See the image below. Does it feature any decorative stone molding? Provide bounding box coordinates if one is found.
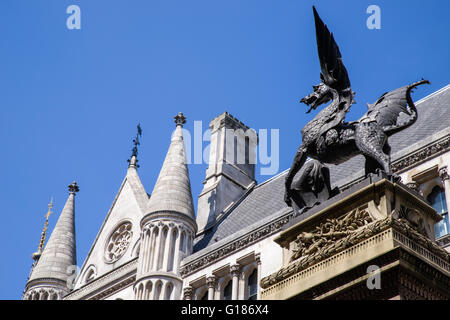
[180,211,294,277]
[64,258,138,300]
[391,135,450,174]
[90,275,135,300]
[183,286,194,300]
[255,253,261,264]
[290,208,372,263]
[261,215,450,293]
[406,182,420,193]
[206,275,217,288]
[399,271,448,300]
[230,264,241,277]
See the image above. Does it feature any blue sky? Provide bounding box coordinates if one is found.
[0,0,449,299]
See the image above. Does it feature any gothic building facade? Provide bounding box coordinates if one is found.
[23,85,450,300]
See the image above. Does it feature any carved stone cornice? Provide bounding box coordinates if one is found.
[64,258,138,300]
[180,211,294,277]
[90,275,135,300]
[391,135,450,174]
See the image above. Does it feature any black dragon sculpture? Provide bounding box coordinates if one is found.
[285,7,430,212]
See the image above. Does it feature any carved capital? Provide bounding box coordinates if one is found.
[439,166,449,181]
[230,264,241,277]
[206,276,217,288]
[183,286,194,300]
[255,253,261,264]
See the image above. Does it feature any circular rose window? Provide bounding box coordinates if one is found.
[104,222,133,263]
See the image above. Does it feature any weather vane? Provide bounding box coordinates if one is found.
[128,123,142,167]
[33,198,54,261]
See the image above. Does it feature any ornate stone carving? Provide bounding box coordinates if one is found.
[406,182,420,193]
[183,286,194,300]
[206,276,217,289]
[391,135,450,173]
[261,212,450,290]
[180,211,294,277]
[230,264,241,277]
[290,208,373,262]
[439,166,449,181]
[104,222,133,263]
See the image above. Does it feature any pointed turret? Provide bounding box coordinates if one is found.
[135,113,197,300]
[23,182,79,300]
[146,112,195,219]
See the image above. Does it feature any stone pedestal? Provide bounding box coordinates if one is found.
[260,174,450,300]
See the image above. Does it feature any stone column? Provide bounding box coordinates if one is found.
[163,224,174,271]
[173,226,182,274]
[231,264,240,300]
[255,253,262,300]
[152,225,162,271]
[183,286,194,300]
[207,276,217,300]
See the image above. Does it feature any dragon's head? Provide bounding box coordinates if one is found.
[300,82,333,113]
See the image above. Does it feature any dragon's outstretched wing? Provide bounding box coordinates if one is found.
[364,80,430,136]
[313,6,351,92]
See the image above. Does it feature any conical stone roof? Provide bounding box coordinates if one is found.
[28,183,78,284]
[146,113,195,220]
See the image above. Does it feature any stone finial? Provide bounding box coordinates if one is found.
[68,181,79,194]
[174,112,186,127]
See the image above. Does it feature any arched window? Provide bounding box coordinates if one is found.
[247,269,258,300]
[223,281,232,300]
[427,186,449,238]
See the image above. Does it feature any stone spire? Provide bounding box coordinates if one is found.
[24,182,79,299]
[146,113,195,219]
[135,113,197,300]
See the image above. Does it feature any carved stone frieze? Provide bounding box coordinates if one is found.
[261,213,450,290]
[180,212,294,277]
[290,208,372,262]
[391,135,450,174]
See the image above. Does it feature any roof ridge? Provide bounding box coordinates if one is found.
[415,83,450,105]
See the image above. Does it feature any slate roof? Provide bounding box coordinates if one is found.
[194,84,450,252]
